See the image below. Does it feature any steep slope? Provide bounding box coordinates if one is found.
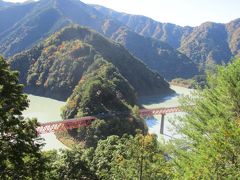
[61,58,147,147]
[93,4,193,49]
[0,2,35,33]
[226,18,240,57]
[179,22,232,67]
[10,25,173,100]
[0,0,70,56]
[94,5,240,68]
[111,27,197,79]
[1,0,198,79]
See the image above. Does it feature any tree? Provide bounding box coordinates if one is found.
[0,56,45,179]
[43,148,98,180]
[174,58,240,179]
[61,58,147,148]
[91,133,174,180]
[110,133,174,180]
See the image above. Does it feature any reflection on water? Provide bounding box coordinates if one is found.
[23,95,67,150]
[139,85,193,141]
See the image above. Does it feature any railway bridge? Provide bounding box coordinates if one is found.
[37,106,183,134]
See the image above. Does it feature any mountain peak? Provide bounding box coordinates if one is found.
[10,25,173,100]
[0,0,198,79]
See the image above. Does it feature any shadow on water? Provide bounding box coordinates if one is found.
[139,86,193,141]
[138,92,180,106]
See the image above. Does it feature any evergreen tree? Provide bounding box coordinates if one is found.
[109,133,174,180]
[174,59,240,179]
[43,148,98,180]
[91,133,174,180]
[0,56,45,179]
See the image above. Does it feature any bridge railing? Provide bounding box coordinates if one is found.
[139,106,182,116]
[37,107,184,134]
[36,116,96,134]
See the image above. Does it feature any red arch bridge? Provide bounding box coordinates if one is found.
[36,106,183,134]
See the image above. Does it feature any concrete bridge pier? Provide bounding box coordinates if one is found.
[160,113,165,134]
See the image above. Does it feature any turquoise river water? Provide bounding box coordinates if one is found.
[22,85,192,150]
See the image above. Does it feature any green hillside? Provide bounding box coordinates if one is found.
[93,4,193,49]
[10,25,174,100]
[179,22,232,67]
[61,58,147,147]
[94,5,240,69]
[0,0,198,80]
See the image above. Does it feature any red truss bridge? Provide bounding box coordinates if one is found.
[36,106,182,134]
[37,116,96,134]
[139,106,181,117]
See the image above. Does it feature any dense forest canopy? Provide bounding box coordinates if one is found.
[1,0,240,178]
[10,25,173,101]
[172,58,240,178]
[95,5,240,70]
[0,0,198,80]
[0,56,45,179]
[1,57,240,179]
[61,57,147,148]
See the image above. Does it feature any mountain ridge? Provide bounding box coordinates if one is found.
[0,0,198,80]
[93,5,240,67]
[10,25,174,100]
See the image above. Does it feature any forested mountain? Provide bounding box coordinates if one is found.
[2,46,240,179]
[2,0,240,79]
[179,22,232,67]
[94,5,240,68]
[10,25,173,100]
[61,57,147,147]
[0,0,197,80]
[10,25,156,148]
[1,1,240,179]
[93,5,193,49]
[226,19,240,57]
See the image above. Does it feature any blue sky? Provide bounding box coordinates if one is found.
[5,0,240,26]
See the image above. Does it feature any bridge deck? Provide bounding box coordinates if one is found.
[37,107,183,134]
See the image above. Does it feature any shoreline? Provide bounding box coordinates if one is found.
[24,85,192,150]
[169,82,192,88]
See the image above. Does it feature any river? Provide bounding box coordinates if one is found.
[22,85,192,150]
[139,85,193,141]
[22,95,67,150]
